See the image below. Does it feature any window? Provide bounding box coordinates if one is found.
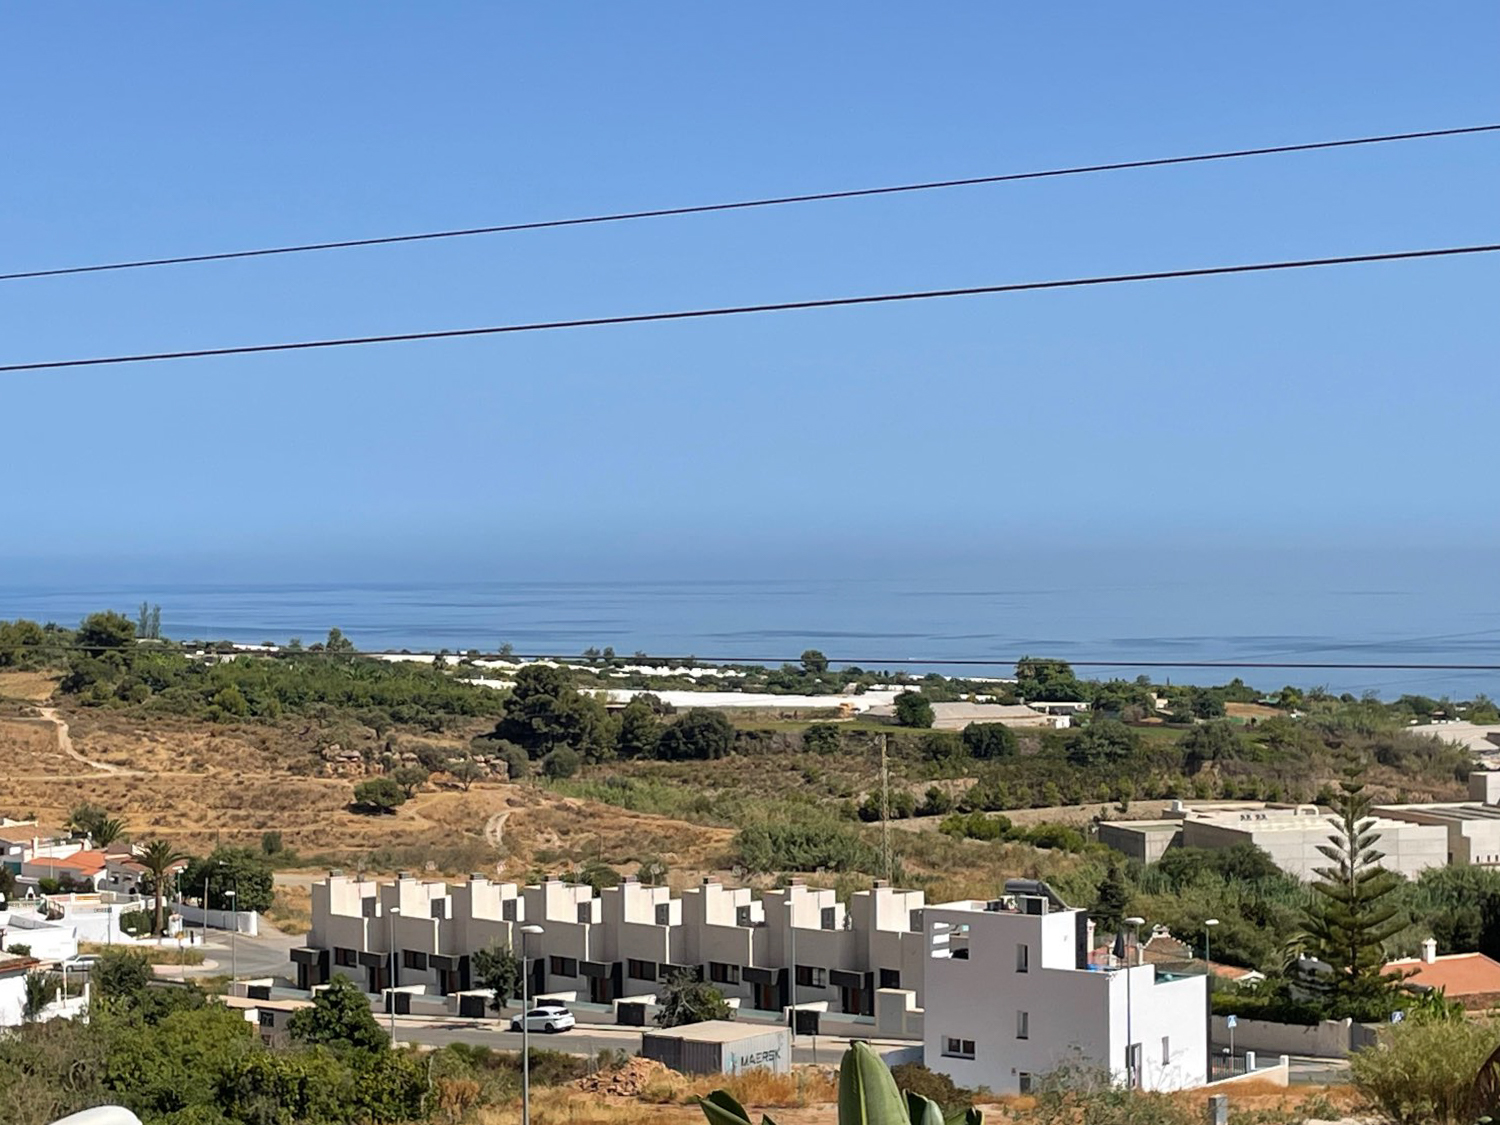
[709,962,740,985]
[942,1037,976,1060]
[549,956,578,977]
[334,947,358,967]
[1016,1011,1029,1040]
[1161,1035,1170,1063]
[1015,943,1029,973]
[627,959,657,981]
[820,906,837,930]
[501,899,518,921]
[879,968,901,990]
[1018,1073,1033,1095]
[258,1011,277,1028]
[736,905,754,927]
[795,965,826,988]
[403,950,427,971]
[655,903,672,926]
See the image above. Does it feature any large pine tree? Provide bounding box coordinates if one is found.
[1302,773,1406,995]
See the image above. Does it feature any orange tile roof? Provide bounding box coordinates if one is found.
[1385,952,1500,997]
[27,849,107,875]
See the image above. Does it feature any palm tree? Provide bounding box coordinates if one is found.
[139,839,186,937]
[91,817,126,849]
[22,970,57,1021]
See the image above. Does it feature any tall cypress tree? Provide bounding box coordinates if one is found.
[1302,772,1406,995]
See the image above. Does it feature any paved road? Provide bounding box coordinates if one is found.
[154,924,299,984]
[391,1019,902,1066]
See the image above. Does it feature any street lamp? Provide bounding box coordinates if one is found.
[1203,919,1219,970]
[387,905,402,1042]
[519,923,545,1125]
[224,890,237,983]
[0,893,10,951]
[1123,916,1145,1090]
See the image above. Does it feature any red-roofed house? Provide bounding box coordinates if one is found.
[1386,940,1500,1011]
[22,849,109,890]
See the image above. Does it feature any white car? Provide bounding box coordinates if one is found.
[60,954,103,973]
[509,1004,575,1033]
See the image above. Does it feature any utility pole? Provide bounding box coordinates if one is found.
[880,735,892,884]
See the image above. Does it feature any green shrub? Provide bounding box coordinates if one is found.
[1350,1017,1500,1125]
[938,811,1010,841]
[733,821,878,874]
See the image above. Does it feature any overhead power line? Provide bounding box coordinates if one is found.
[9,640,1500,671]
[3,123,1496,283]
[3,242,1497,375]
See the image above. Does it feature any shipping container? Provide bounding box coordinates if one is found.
[641,1020,791,1075]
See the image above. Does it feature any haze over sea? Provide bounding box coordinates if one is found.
[6,545,1498,700]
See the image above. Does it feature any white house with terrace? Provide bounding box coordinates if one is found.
[922,894,1207,1095]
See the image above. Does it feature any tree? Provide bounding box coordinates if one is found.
[1301,773,1408,998]
[89,816,125,849]
[471,942,522,1010]
[287,973,389,1052]
[180,846,275,913]
[353,776,407,813]
[802,724,843,755]
[894,692,934,729]
[390,765,430,799]
[1092,863,1131,933]
[1182,720,1248,772]
[800,649,829,676]
[76,611,137,653]
[95,948,154,1005]
[1066,719,1139,767]
[450,757,483,791]
[541,746,581,779]
[638,855,670,886]
[961,722,1017,760]
[22,971,58,1021]
[139,839,186,937]
[492,664,609,758]
[656,969,732,1027]
[657,709,736,761]
[1015,656,1085,701]
[616,697,662,759]
[324,628,356,654]
[67,802,111,842]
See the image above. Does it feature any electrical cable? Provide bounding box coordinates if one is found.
[4,242,1497,374]
[4,123,1495,283]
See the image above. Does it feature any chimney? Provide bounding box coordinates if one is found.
[1422,938,1438,964]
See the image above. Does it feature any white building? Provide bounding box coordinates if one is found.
[1179,805,1446,880]
[922,894,1207,1095]
[1374,771,1500,867]
[303,872,928,1017]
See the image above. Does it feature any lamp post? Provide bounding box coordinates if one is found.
[1123,916,1145,1090]
[1203,919,1219,971]
[387,905,402,1042]
[224,890,237,983]
[0,894,9,951]
[519,923,544,1125]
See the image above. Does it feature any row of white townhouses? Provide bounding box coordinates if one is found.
[301,872,1207,1093]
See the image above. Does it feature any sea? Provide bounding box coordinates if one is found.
[4,554,1498,700]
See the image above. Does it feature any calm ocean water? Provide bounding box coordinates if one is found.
[4,565,1499,699]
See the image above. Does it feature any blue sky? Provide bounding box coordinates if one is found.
[2,4,1497,582]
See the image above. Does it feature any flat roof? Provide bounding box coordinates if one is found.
[643,1020,785,1043]
[1379,803,1500,823]
[1100,820,1182,833]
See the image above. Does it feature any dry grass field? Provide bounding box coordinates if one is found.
[0,678,737,882]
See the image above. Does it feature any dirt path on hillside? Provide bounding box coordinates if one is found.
[484,809,510,851]
[36,706,137,774]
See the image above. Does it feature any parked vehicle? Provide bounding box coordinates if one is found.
[509,1003,575,1033]
[60,954,102,973]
